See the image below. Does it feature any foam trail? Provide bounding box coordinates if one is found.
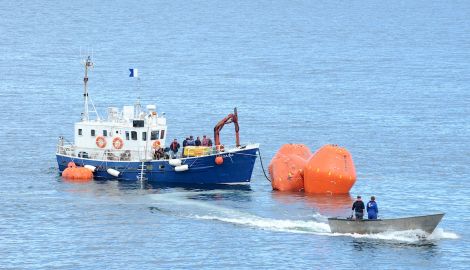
[149,191,331,234]
[149,192,458,242]
[428,228,459,240]
[330,227,459,243]
[330,229,428,242]
[194,214,331,234]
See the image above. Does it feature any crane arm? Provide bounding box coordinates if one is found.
[213,108,240,147]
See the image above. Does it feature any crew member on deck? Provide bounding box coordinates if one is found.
[153,145,164,160]
[195,136,201,146]
[367,196,378,220]
[169,139,180,158]
[202,135,209,146]
[187,135,195,146]
[352,195,365,220]
[182,137,189,157]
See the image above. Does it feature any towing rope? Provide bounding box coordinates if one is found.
[257,149,271,182]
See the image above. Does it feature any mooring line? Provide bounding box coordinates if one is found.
[257,149,271,182]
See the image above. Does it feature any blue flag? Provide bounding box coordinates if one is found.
[129,68,138,78]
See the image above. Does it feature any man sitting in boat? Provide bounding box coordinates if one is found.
[352,195,365,220]
[120,150,131,161]
[153,145,165,160]
[367,196,378,220]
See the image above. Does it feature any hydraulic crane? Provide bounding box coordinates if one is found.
[213,108,240,147]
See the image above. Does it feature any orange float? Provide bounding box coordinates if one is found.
[273,143,312,160]
[269,144,312,192]
[269,143,312,176]
[62,162,93,182]
[303,144,356,194]
[270,154,307,191]
[215,156,224,165]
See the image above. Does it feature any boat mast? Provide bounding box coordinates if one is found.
[81,56,100,121]
[82,56,93,121]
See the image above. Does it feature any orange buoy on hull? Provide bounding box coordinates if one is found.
[269,144,312,192]
[215,156,224,165]
[304,145,356,194]
[62,162,93,182]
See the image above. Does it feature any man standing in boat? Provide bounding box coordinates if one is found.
[367,196,378,219]
[352,195,365,220]
[202,135,209,146]
[170,139,180,158]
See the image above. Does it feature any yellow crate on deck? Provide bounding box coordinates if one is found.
[184,146,211,157]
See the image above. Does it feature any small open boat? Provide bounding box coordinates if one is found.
[328,213,444,234]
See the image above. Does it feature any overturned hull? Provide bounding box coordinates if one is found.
[328,213,445,234]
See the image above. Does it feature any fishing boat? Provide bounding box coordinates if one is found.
[328,213,445,234]
[56,56,259,184]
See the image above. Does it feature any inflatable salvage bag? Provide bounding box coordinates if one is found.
[269,144,356,194]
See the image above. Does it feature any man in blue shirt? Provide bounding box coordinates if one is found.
[367,196,378,219]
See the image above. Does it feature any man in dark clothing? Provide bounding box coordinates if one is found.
[195,136,201,146]
[153,146,164,160]
[367,196,378,219]
[182,137,188,157]
[352,195,365,220]
[207,137,213,147]
[187,135,195,146]
[169,139,180,158]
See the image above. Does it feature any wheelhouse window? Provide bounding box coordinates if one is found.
[160,130,165,139]
[103,130,108,137]
[125,131,130,140]
[151,130,159,140]
[91,129,95,136]
[78,129,82,136]
[142,132,147,141]
[131,131,137,141]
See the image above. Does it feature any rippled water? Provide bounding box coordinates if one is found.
[1,0,469,269]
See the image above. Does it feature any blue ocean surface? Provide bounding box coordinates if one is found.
[1,0,469,269]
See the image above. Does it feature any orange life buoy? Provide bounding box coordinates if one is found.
[112,137,124,149]
[96,136,107,148]
[215,156,223,165]
[152,140,161,149]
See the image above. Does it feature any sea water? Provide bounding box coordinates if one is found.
[0,0,469,269]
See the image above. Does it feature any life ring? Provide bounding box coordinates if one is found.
[152,140,161,149]
[112,137,124,149]
[95,136,107,148]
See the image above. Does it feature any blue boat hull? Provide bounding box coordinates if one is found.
[57,147,258,184]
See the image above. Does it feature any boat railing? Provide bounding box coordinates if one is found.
[179,143,258,157]
[56,144,150,162]
[56,142,259,162]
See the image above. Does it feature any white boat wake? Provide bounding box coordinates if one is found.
[148,191,458,243]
